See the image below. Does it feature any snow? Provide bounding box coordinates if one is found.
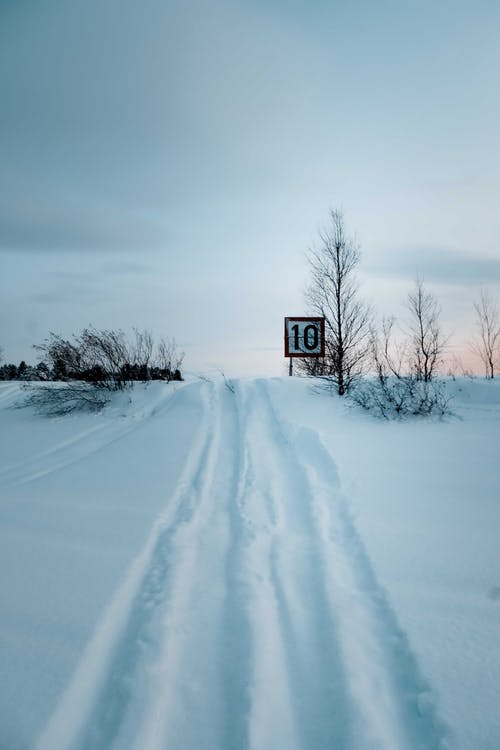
[0,376,499,749]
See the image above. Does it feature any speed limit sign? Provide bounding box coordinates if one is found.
[284,317,325,357]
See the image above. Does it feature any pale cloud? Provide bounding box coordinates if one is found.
[365,247,500,287]
[0,190,170,252]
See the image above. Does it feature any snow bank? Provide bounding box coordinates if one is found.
[0,376,498,750]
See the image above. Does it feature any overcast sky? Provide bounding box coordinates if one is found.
[1,0,500,375]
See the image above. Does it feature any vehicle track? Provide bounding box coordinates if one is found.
[240,379,350,750]
[35,377,448,750]
[0,382,180,488]
[35,380,217,750]
[259,378,448,750]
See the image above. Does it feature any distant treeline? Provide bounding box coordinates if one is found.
[0,360,47,381]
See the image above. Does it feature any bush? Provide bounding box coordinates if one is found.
[21,382,110,416]
[350,375,453,419]
[34,328,184,387]
[22,327,184,416]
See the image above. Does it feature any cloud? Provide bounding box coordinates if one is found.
[0,0,330,254]
[30,284,104,305]
[364,246,500,286]
[100,261,154,276]
[0,194,170,252]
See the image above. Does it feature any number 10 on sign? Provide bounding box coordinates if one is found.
[284,317,325,357]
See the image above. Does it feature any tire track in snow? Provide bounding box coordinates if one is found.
[0,383,20,403]
[0,387,180,488]
[242,379,351,750]
[129,379,270,750]
[129,379,233,750]
[218,380,255,750]
[0,421,118,486]
[35,380,217,750]
[229,380,303,750]
[35,376,450,750]
[260,379,449,750]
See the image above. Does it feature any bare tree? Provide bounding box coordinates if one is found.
[296,354,329,377]
[132,328,154,381]
[301,209,371,394]
[446,353,474,380]
[35,328,131,390]
[156,337,184,381]
[406,278,445,382]
[34,334,83,381]
[79,328,130,389]
[471,288,500,378]
[374,316,408,379]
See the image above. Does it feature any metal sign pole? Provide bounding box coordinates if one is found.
[289,357,293,376]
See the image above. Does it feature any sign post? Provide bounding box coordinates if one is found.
[284,317,325,375]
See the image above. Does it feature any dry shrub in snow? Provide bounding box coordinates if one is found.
[350,375,453,419]
[349,314,453,419]
[21,382,109,416]
[23,327,184,416]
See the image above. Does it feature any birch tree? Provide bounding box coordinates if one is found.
[302,209,371,394]
[471,288,500,378]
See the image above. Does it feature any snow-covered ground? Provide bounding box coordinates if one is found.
[0,376,499,750]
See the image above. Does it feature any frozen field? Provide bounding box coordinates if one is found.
[0,376,499,750]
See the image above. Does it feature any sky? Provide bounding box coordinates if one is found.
[1,0,500,376]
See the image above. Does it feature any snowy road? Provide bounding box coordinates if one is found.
[33,378,447,750]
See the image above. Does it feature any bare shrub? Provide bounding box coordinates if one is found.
[21,382,109,416]
[351,375,452,419]
[34,328,130,390]
[446,353,475,380]
[131,328,154,382]
[35,327,184,387]
[155,337,184,381]
[26,327,184,415]
[351,314,453,419]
